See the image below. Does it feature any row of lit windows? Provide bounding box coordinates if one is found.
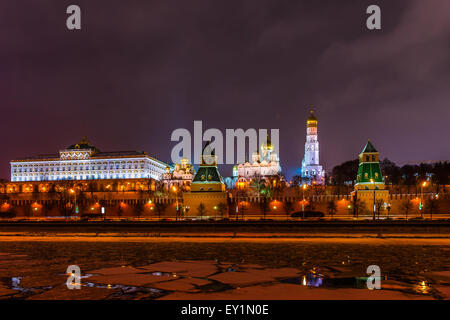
[13,164,147,173]
[11,159,155,173]
[14,169,147,176]
[11,173,154,182]
[13,159,146,167]
[363,172,379,179]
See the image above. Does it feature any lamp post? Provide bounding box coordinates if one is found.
[420,181,427,218]
[69,188,77,215]
[302,184,307,220]
[171,185,178,220]
[371,179,375,220]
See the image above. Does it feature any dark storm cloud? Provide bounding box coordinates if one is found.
[0,0,449,179]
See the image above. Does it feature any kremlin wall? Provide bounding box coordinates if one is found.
[0,179,448,219]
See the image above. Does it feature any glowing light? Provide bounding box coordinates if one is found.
[302,275,307,286]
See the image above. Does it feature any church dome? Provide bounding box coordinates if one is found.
[261,133,273,151]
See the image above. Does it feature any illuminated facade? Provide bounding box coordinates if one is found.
[352,140,389,211]
[235,134,282,186]
[183,142,228,217]
[162,157,195,191]
[301,110,325,184]
[10,137,167,182]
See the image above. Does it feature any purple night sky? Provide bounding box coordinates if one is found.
[1,0,449,180]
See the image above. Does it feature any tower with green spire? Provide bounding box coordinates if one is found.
[355,140,384,189]
[183,141,228,218]
[352,140,389,216]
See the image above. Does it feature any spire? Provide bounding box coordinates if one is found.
[79,136,90,145]
[361,140,378,153]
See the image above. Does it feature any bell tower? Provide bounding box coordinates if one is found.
[301,109,325,184]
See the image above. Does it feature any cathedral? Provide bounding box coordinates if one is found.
[301,110,325,185]
[233,134,282,187]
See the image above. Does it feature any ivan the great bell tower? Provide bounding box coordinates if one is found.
[301,110,325,185]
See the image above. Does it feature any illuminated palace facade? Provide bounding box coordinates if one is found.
[10,137,167,182]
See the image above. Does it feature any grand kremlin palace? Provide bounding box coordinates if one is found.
[10,137,167,182]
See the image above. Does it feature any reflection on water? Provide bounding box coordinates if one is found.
[283,270,369,289]
[303,274,323,287]
[11,277,22,291]
[6,276,53,296]
[415,281,431,294]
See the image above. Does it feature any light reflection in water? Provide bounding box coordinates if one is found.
[415,281,430,294]
[300,273,324,287]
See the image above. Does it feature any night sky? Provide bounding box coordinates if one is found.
[1,0,449,180]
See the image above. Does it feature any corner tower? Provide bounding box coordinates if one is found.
[352,140,390,218]
[354,140,384,190]
[301,110,325,184]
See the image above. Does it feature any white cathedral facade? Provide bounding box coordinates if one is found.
[233,134,282,186]
[301,110,325,184]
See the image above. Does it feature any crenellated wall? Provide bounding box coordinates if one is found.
[0,179,449,219]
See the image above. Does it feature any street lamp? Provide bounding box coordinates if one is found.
[370,179,375,220]
[69,188,77,215]
[420,181,427,217]
[302,184,307,220]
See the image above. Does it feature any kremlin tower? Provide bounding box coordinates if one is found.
[301,110,325,185]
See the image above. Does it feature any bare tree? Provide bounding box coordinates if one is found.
[197,203,206,220]
[400,200,412,220]
[217,202,227,219]
[375,199,384,220]
[155,201,167,221]
[424,198,439,220]
[283,201,294,220]
[326,200,337,218]
[134,201,144,220]
[259,197,269,220]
